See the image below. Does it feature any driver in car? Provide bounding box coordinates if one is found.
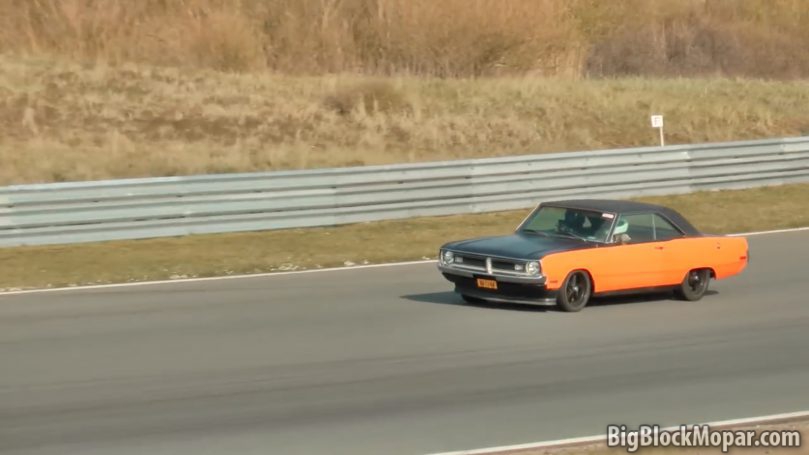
[560,212,631,244]
[558,211,586,236]
[611,218,631,244]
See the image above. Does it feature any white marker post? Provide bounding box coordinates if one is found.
[651,114,665,147]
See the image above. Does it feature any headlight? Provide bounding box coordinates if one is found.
[526,261,540,275]
[441,250,455,265]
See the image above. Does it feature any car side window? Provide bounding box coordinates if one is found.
[653,214,684,240]
[616,213,655,243]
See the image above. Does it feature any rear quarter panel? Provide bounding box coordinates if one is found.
[663,235,749,282]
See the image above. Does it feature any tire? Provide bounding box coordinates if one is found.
[556,271,592,312]
[674,269,711,301]
[461,294,485,304]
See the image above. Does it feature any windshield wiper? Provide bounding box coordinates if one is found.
[552,231,591,242]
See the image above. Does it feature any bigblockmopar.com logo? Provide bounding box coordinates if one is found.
[607,424,801,453]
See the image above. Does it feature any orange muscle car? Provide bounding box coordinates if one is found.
[437,199,749,312]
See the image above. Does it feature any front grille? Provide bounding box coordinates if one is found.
[458,255,486,268]
[451,252,528,276]
[492,260,517,271]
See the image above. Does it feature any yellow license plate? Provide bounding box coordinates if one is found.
[476,278,498,290]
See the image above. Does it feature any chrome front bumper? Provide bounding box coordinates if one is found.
[436,263,547,285]
[437,264,557,305]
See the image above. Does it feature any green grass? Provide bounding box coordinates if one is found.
[1,183,808,291]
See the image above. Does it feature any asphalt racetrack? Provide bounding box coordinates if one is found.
[2,231,809,455]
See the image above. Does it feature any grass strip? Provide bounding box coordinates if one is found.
[2,183,808,291]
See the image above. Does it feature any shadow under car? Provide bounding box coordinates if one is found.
[400,289,718,312]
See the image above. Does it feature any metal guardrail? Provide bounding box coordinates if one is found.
[1,136,809,247]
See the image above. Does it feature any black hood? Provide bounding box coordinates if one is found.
[442,232,593,260]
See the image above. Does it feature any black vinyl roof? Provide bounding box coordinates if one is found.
[540,199,702,236]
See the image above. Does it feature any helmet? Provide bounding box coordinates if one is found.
[613,218,629,235]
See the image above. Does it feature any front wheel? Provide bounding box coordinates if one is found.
[556,271,592,312]
[674,269,711,301]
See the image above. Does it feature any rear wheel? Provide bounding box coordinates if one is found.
[674,269,711,301]
[556,271,592,312]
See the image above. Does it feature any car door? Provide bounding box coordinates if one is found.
[598,212,669,291]
[647,213,690,285]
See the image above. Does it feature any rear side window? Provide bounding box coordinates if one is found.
[653,214,684,240]
[616,213,684,243]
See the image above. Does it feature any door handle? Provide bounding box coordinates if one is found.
[654,246,665,250]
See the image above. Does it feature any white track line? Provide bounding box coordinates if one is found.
[426,409,809,455]
[2,226,807,296]
[728,226,809,237]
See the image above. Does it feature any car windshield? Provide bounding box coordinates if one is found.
[519,206,615,243]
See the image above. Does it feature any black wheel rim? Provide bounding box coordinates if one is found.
[566,273,588,306]
[687,270,707,293]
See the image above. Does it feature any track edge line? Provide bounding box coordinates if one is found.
[425,409,809,455]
